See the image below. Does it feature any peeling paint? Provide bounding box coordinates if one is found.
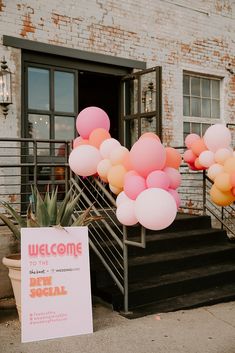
[0,0,5,12]
[20,13,36,37]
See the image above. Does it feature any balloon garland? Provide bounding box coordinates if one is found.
[69,106,182,230]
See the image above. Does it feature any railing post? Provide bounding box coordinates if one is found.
[33,140,37,188]
[203,170,206,215]
[123,238,129,314]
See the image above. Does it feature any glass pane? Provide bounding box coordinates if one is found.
[191,77,200,96]
[212,100,220,118]
[183,96,190,116]
[141,72,156,113]
[202,98,211,117]
[54,71,75,112]
[124,79,138,115]
[183,75,189,95]
[202,79,210,97]
[183,122,190,141]
[212,80,220,98]
[141,116,157,135]
[125,119,138,148]
[191,97,201,117]
[28,67,49,110]
[192,122,201,136]
[28,114,50,155]
[55,116,75,157]
[202,123,211,135]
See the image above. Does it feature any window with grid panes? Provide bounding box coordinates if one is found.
[183,73,220,140]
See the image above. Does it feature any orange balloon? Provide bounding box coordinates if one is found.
[109,184,122,195]
[107,165,127,189]
[89,128,111,148]
[122,152,133,171]
[224,157,235,173]
[230,171,235,187]
[210,184,235,206]
[214,172,232,192]
[165,147,182,169]
[191,138,207,156]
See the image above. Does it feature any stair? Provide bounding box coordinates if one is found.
[91,214,235,318]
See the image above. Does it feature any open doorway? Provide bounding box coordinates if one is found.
[78,71,120,140]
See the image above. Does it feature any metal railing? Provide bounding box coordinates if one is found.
[0,138,234,312]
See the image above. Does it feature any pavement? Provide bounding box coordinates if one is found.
[0,299,235,353]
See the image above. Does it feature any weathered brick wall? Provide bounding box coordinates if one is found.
[0,0,234,144]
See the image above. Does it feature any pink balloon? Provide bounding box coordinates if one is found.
[183,149,197,164]
[134,188,177,230]
[164,167,181,189]
[76,106,110,139]
[139,132,161,142]
[185,133,200,149]
[130,138,166,177]
[69,145,101,177]
[116,191,131,207]
[73,136,89,148]
[204,124,231,152]
[146,170,170,190]
[124,174,146,200]
[100,138,121,159]
[168,189,181,209]
[116,200,138,226]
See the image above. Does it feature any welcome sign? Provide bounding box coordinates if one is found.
[21,227,93,342]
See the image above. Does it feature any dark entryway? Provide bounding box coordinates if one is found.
[78,71,120,140]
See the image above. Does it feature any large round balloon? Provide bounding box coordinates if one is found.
[134,188,177,230]
[204,124,231,152]
[116,200,138,226]
[130,138,166,178]
[76,106,110,139]
[69,145,101,176]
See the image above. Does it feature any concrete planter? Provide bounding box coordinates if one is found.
[2,254,21,321]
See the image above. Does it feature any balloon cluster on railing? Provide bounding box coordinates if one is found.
[183,124,235,206]
[69,106,182,230]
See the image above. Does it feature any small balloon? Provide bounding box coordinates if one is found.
[185,133,200,149]
[116,200,138,226]
[69,145,101,177]
[165,147,182,169]
[100,138,121,159]
[89,128,111,148]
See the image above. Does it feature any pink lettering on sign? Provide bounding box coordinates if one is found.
[28,242,82,257]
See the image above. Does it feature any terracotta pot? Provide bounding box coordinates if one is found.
[2,253,21,321]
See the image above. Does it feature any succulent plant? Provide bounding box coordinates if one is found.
[0,186,100,242]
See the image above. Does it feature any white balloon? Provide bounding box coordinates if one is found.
[116,200,138,226]
[204,124,231,152]
[69,145,101,176]
[99,138,121,159]
[116,191,131,207]
[199,150,215,168]
[134,188,177,230]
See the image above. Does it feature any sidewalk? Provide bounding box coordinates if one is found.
[0,300,235,353]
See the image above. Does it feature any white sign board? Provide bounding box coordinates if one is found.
[21,227,93,342]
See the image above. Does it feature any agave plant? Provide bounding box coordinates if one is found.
[0,186,100,242]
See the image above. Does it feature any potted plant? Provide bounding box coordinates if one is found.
[0,186,99,320]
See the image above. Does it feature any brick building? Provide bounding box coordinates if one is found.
[0,0,234,145]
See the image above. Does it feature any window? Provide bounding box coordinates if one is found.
[183,73,221,139]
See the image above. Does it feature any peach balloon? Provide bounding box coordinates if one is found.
[185,133,200,149]
[194,158,206,170]
[89,128,111,148]
[207,163,224,181]
[183,149,197,164]
[107,165,127,189]
[73,136,89,148]
[223,157,235,173]
[214,148,232,165]
[165,147,182,169]
[210,184,235,206]
[109,146,129,166]
[140,132,161,142]
[191,138,207,156]
[214,172,232,192]
[122,152,134,171]
[100,138,121,159]
[109,184,122,195]
[97,159,112,181]
[230,171,235,188]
